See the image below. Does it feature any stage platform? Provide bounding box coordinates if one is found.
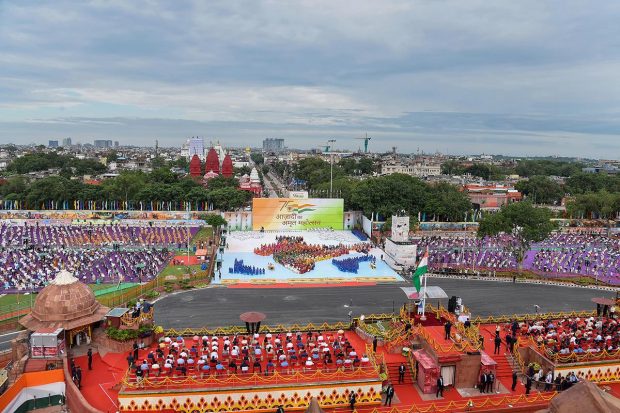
[116,330,383,412]
[75,322,559,413]
[216,230,401,285]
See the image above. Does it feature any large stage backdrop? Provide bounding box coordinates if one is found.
[252,198,344,230]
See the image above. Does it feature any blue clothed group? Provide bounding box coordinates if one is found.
[229,258,265,275]
[332,255,375,274]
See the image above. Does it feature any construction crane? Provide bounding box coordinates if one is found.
[355,133,372,153]
[325,139,336,153]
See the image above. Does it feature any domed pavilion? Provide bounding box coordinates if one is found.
[19,270,109,347]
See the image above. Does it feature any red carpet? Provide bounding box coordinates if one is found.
[73,353,121,413]
[66,326,554,413]
[173,255,200,265]
[101,352,131,372]
[123,331,377,391]
[227,282,377,289]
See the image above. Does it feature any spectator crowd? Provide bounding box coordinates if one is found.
[0,222,196,292]
[413,233,620,284]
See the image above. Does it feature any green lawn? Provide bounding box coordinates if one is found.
[159,264,203,278]
[0,293,36,312]
[191,227,214,246]
[0,283,131,311]
[89,284,113,293]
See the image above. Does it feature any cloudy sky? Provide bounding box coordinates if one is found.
[1,1,619,157]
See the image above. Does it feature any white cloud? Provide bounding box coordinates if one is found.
[0,0,619,156]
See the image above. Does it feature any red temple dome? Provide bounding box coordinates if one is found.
[189,154,202,177]
[205,148,220,174]
[222,154,233,178]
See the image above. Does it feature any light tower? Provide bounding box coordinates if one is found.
[326,139,336,198]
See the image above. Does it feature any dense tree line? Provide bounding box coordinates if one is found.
[442,159,620,219]
[250,153,264,165]
[514,176,564,205]
[478,201,557,249]
[287,158,473,221]
[0,169,251,211]
[566,191,620,220]
[6,152,107,176]
[515,172,620,218]
[291,157,378,189]
[441,159,585,180]
[349,175,472,221]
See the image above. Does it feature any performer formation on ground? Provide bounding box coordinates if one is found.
[253,236,371,274]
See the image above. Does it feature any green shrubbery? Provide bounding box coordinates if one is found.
[105,324,154,342]
[143,290,160,299]
[179,279,194,290]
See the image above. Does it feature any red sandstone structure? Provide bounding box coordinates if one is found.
[188,146,263,196]
[205,147,220,174]
[222,153,234,178]
[19,269,109,346]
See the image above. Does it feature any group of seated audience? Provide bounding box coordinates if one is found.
[414,235,520,272]
[0,246,170,291]
[527,233,620,283]
[0,222,198,248]
[411,232,620,284]
[254,236,371,274]
[518,315,620,357]
[128,330,371,383]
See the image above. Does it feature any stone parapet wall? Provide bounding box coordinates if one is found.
[62,357,101,413]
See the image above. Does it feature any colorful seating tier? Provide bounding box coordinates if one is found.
[0,223,198,247]
[126,331,373,387]
[0,223,201,292]
[0,247,171,292]
[414,233,620,283]
[525,234,620,284]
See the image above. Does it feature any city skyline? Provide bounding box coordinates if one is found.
[1,1,619,157]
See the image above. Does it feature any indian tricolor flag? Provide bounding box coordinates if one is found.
[413,250,428,292]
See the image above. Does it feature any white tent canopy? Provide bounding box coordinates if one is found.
[400,286,449,300]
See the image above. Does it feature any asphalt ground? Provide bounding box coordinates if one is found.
[0,331,19,352]
[153,278,611,329]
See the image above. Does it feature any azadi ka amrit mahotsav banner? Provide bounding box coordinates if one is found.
[252,198,344,230]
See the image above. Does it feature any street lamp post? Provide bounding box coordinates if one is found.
[186,204,191,271]
[330,155,333,198]
[327,139,336,198]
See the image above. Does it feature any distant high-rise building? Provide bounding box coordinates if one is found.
[94,140,113,148]
[48,140,59,148]
[262,138,284,152]
[187,136,205,161]
[114,141,119,148]
[62,138,72,147]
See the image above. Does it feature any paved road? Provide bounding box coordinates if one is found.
[266,171,285,198]
[154,278,609,328]
[0,331,19,353]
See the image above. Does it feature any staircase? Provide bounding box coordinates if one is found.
[505,352,522,376]
[480,327,518,381]
[386,362,414,385]
[493,353,512,379]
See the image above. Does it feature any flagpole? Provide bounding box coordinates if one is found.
[421,247,429,320]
